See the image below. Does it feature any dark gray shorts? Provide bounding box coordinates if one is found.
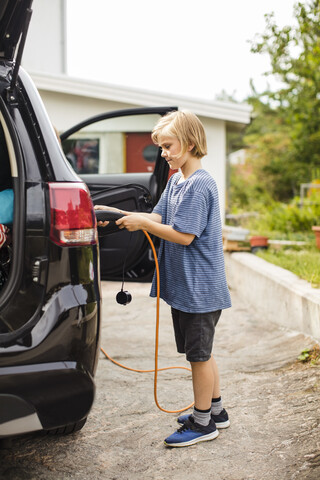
[171,308,221,362]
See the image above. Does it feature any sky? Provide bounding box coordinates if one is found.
[66,0,297,102]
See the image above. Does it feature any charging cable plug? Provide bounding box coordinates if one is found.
[116,290,132,305]
[95,210,124,222]
[95,209,125,236]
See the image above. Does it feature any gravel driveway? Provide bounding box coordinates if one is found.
[0,282,319,480]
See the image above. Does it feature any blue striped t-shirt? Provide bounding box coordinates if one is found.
[150,169,231,313]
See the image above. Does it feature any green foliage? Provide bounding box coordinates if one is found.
[229,163,273,210]
[297,345,320,363]
[298,348,312,362]
[264,197,320,232]
[230,1,320,208]
[227,193,320,238]
[215,89,240,103]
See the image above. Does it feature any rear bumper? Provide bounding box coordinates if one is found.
[0,361,95,438]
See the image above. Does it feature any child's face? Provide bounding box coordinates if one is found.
[158,136,192,170]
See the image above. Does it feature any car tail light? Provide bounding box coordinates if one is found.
[49,182,97,246]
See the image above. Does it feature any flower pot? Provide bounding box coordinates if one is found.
[250,236,269,253]
[312,226,320,250]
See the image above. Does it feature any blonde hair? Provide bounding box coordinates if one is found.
[151,110,207,159]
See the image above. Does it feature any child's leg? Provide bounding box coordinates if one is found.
[190,358,214,410]
[210,355,230,427]
[164,310,225,446]
[189,355,229,429]
[211,355,221,399]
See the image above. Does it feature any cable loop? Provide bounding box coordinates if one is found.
[100,230,194,413]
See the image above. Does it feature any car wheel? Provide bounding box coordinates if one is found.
[45,418,87,435]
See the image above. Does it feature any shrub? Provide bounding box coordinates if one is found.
[265,199,320,233]
[228,194,320,236]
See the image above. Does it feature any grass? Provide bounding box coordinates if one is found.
[226,214,320,287]
[256,244,320,288]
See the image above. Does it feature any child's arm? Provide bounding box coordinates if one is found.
[94,204,162,225]
[116,215,195,246]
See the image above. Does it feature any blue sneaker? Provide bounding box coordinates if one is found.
[177,408,230,429]
[164,418,219,447]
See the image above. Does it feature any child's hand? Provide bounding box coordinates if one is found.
[97,220,109,227]
[116,215,146,232]
[94,205,120,227]
[94,205,119,212]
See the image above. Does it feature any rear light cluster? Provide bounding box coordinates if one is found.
[49,182,97,246]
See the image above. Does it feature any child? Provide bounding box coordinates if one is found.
[96,110,231,447]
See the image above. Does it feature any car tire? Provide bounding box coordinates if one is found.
[45,417,87,435]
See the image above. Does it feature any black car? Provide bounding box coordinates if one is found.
[0,0,172,439]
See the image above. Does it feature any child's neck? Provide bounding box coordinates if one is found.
[179,158,202,182]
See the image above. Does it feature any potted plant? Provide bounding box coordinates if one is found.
[249,235,269,253]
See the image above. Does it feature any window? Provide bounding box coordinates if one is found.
[61,114,161,175]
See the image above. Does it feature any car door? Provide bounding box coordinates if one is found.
[60,107,177,281]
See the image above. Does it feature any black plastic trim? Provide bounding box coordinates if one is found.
[0,394,36,424]
[60,106,177,141]
[0,365,95,430]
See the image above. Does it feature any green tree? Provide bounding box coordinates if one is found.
[248,0,320,200]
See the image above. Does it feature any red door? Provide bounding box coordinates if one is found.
[126,132,158,173]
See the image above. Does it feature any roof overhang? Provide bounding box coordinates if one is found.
[28,71,252,126]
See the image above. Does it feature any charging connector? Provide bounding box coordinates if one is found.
[116,290,132,305]
[95,210,124,222]
[95,209,124,236]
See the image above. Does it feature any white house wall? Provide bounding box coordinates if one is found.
[200,116,227,217]
[37,90,138,132]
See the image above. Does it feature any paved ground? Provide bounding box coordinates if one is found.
[0,281,320,480]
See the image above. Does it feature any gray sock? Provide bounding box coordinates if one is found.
[211,397,223,416]
[193,407,211,426]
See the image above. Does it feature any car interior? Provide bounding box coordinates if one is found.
[0,121,13,299]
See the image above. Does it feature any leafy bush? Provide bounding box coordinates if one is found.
[229,163,274,211]
[264,198,320,233]
[228,194,320,237]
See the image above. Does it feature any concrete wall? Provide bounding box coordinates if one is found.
[225,252,320,341]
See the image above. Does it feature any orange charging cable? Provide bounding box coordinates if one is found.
[100,230,194,414]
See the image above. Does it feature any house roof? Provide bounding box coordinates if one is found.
[29,71,252,125]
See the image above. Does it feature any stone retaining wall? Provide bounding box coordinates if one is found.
[225,252,320,341]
